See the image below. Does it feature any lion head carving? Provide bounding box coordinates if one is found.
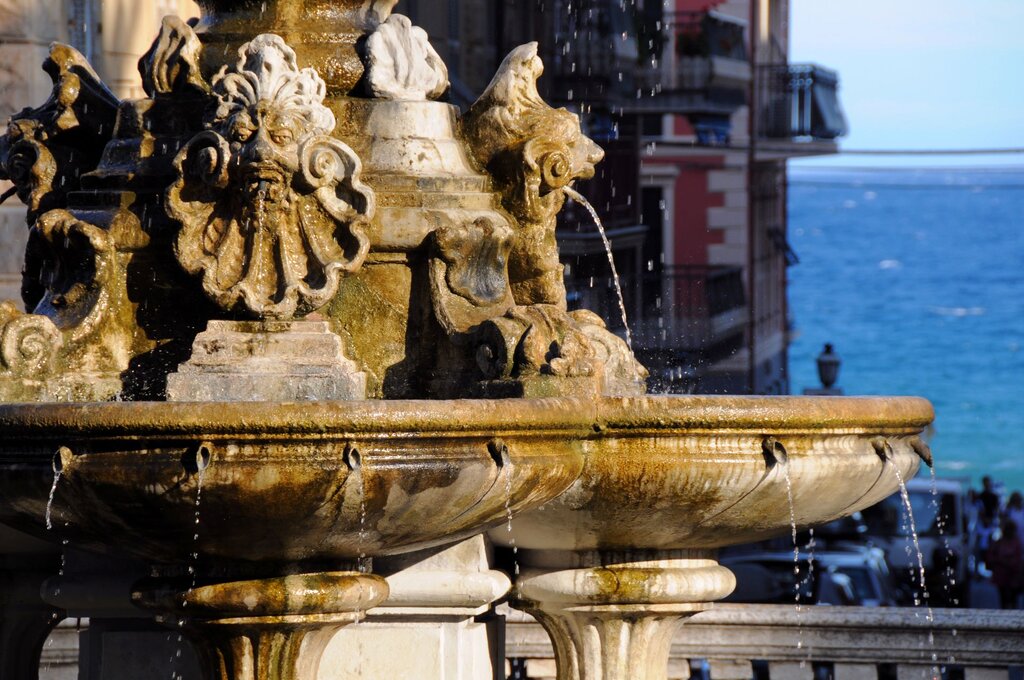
[463,42,604,307]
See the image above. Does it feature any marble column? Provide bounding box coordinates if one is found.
[322,536,511,680]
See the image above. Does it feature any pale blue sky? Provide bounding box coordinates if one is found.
[790,0,1024,167]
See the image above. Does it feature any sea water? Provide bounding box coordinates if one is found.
[788,167,1024,490]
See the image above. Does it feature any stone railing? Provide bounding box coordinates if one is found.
[503,604,1024,680]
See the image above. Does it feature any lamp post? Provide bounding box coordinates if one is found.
[803,343,843,395]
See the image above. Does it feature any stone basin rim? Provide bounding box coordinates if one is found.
[0,396,934,439]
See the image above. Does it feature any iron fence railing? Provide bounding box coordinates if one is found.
[567,265,746,352]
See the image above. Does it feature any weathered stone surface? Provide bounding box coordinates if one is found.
[167,33,374,319]
[463,42,604,308]
[366,14,449,101]
[0,398,590,564]
[166,320,368,401]
[512,551,734,680]
[193,0,399,95]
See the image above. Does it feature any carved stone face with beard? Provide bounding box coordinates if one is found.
[167,34,375,319]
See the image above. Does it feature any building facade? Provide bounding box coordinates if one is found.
[634,0,846,395]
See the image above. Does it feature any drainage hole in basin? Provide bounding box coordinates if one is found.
[488,439,511,469]
[182,442,213,475]
[761,436,788,469]
[344,444,362,471]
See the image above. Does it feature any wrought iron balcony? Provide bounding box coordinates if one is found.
[566,265,747,352]
[759,64,849,141]
[543,0,641,104]
[630,11,751,138]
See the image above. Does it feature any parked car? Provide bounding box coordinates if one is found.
[721,546,898,606]
[860,477,972,607]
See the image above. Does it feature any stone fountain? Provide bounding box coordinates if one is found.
[0,2,934,679]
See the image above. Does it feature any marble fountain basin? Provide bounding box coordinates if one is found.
[492,395,935,552]
[0,399,590,567]
[0,395,934,570]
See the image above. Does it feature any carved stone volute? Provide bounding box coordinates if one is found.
[0,44,120,224]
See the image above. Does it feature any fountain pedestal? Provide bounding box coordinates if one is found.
[136,572,388,680]
[167,321,367,402]
[513,551,735,680]
[327,536,511,680]
[0,559,62,680]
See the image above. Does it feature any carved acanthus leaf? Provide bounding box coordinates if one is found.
[366,14,449,101]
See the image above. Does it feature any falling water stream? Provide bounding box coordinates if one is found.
[45,453,63,531]
[928,467,959,609]
[172,465,206,680]
[892,465,940,679]
[504,459,520,576]
[564,187,633,350]
[781,464,808,660]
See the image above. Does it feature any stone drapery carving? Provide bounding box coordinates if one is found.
[429,217,516,335]
[139,15,211,99]
[463,43,605,309]
[167,34,375,319]
[0,44,119,224]
[366,14,449,101]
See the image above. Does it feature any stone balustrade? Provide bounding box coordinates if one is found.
[503,604,1024,680]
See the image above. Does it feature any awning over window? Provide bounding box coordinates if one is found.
[812,81,849,139]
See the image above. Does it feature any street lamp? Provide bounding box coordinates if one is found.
[803,343,843,395]
[817,343,841,390]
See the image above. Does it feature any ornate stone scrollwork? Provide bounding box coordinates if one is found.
[474,305,600,397]
[167,34,375,319]
[463,42,605,309]
[25,210,119,339]
[366,14,449,101]
[0,302,63,379]
[0,44,120,224]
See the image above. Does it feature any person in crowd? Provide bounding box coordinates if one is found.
[974,510,998,577]
[980,476,1001,519]
[986,519,1023,609]
[1004,492,1024,543]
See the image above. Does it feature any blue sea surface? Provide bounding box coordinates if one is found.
[787,167,1024,491]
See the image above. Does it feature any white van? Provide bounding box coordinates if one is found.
[860,477,972,607]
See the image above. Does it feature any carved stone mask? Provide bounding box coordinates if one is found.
[167,34,375,319]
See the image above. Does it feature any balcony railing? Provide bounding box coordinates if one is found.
[544,0,640,102]
[631,11,751,136]
[505,604,1024,680]
[759,64,849,141]
[566,265,746,352]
